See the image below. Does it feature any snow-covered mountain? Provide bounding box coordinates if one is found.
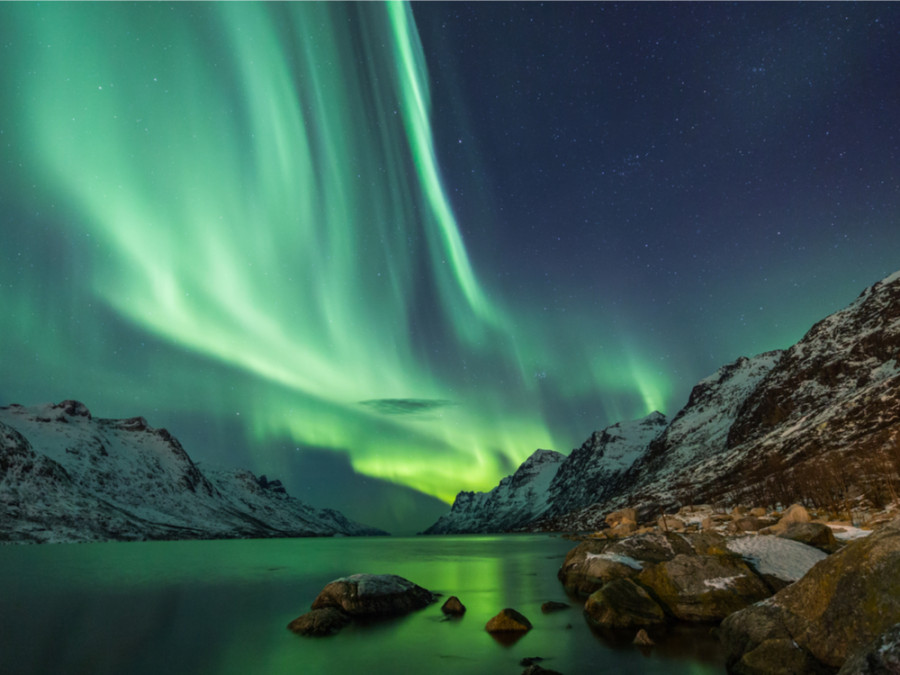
[0,401,386,543]
[423,270,900,534]
[421,449,565,534]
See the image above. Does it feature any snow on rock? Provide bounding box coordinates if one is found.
[727,535,827,582]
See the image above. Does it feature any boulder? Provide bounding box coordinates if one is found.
[633,628,655,646]
[720,519,900,672]
[486,608,533,633]
[583,578,666,629]
[657,515,686,532]
[541,601,569,613]
[310,573,435,617]
[772,503,811,532]
[287,607,351,636]
[732,516,763,532]
[557,539,640,596]
[638,554,771,622]
[750,507,767,518]
[838,622,900,674]
[777,522,840,554]
[606,508,637,527]
[441,596,466,615]
[609,521,637,537]
[608,531,695,563]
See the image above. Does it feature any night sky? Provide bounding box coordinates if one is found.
[1,3,898,533]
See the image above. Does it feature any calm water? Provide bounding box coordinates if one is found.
[0,535,725,674]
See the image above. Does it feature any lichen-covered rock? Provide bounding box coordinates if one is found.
[557,538,640,596]
[583,578,666,629]
[441,596,466,615]
[838,622,900,674]
[287,607,351,636]
[310,573,435,617]
[720,519,900,672]
[778,522,840,554]
[485,608,533,633]
[638,553,771,622]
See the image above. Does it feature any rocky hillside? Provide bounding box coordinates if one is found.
[0,401,385,543]
[421,449,565,534]
[424,270,900,534]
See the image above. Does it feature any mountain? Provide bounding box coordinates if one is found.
[0,401,386,543]
[421,449,565,534]
[423,270,900,533]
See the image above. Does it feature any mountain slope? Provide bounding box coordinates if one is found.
[423,270,900,534]
[0,401,385,542]
[421,449,565,534]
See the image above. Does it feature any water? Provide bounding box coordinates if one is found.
[0,535,725,674]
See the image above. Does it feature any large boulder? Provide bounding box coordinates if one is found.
[310,573,435,617]
[720,519,900,673]
[838,622,900,674]
[771,503,811,533]
[638,553,771,622]
[583,578,667,629]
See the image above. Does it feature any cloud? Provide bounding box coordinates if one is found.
[359,398,457,416]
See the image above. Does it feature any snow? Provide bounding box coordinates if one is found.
[703,575,741,590]
[829,524,873,541]
[726,535,827,582]
[585,552,644,570]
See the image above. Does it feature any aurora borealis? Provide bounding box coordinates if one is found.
[2,3,899,532]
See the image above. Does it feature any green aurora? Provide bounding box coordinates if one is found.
[0,3,667,503]
[4,2,896,524]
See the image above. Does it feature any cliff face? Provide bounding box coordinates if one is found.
[0,401,385,543]
[423,270,900,534]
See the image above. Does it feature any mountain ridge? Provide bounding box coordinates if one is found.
[0,401,386,543]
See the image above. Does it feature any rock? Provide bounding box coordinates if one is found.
[485,608,533,633]
[777,521,840,554]
[287,607,351,636]
[731,506,749,517]
[838,622,900,674]
[682,531,730,555]
[750,507,767,518]
[609,531,695,563]
[720,518,900,672]
[633,628,655,646]
[541,601,569,613]
[522,665,564,675]
[583,578,667,629]
[701,516,716,531]
[638,553,771,622]
[772,503,811,532]
[310,573,435,617]
[441,596,466,615]
[609,521,637,537]
[557,538,639,596]
[657,514,685,532]
[732,516,763,532]
[606,508,637,527]
[520,657,545,666]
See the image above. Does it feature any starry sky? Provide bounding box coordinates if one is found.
[1,3,898,534]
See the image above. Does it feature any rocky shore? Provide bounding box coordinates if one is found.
[559,502,900,674]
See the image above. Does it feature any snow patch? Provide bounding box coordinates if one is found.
[726,535,827,582]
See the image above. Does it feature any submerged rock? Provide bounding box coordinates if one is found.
[720,518,900,672]
[310,573,435,617]
[541,601,570,613]
[633,628,655,646]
